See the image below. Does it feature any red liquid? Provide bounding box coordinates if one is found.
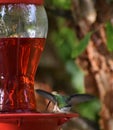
[0,38,46,112]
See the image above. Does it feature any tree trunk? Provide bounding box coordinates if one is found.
[71,0,113,129]
[76,26,113,130]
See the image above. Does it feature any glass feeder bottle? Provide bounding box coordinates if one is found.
[0,0,48,112]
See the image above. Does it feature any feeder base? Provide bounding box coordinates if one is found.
[0,113,78,130]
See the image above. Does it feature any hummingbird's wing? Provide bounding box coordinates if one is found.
[35,89,57,104]
[66,94,94,106]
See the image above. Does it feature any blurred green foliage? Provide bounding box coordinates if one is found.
[45,0,71,9]
[106,22,113,52]
[51,18,91,61]
[71,33,91,58]
[75,99,101,121]
[44,0,103,124]
[65,60,85,93]
[50,18,86,93]
[106,0,113,3]
[52,26,76,62]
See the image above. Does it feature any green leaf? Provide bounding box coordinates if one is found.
[53,0,71,9]
[106,22,113,52]
[52,27,77,61]
[66,60,85,93]
[75,98,101,121]
[45,0,71,9]
[71,33,91,58]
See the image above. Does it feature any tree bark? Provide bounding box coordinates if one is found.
[71,0,113,130]
[76,26,113,130]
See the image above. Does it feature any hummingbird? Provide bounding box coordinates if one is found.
[35,89,95,113]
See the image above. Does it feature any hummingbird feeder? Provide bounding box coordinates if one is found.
[0,0,78,129]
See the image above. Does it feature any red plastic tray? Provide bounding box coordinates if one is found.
[0,113,78,130]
